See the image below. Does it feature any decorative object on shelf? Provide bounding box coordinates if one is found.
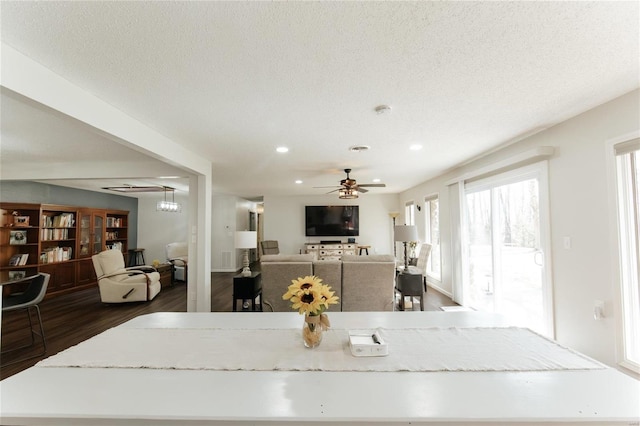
[394,225,418,273]
[282,275,339,348]
[156,186,181,212]
[8,270,26,280]
[152,259,160,267]
[9,230,27,245]
[12,211,30,227]
[235,231,257,277]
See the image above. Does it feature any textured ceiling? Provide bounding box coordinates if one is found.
[1,1,638,199]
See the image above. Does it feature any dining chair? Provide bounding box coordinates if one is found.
[260,240,280,255]
[1,272,50,366]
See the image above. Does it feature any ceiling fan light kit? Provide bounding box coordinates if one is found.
[339,188,359,199]
[315,168,386,199]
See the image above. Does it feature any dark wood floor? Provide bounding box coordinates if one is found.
[1,267,456,380]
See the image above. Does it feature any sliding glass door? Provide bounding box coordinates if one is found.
[464,163,552,336]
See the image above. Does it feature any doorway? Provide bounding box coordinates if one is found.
[463,163,553,336]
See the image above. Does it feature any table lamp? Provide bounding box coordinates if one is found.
[394,225,418,273]
[235,231,257,277]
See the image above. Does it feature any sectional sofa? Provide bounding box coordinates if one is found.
[260,253,397,312]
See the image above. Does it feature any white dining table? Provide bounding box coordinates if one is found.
[1,311,638,426]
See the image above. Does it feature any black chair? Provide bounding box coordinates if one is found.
[1,273,50,366]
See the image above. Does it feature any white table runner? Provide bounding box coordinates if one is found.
[38,326,605,372]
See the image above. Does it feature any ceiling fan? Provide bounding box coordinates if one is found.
[315,169,386,199]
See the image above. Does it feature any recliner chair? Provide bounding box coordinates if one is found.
[92,249,161,303]
[166,242,188,283]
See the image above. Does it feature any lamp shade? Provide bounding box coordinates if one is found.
[235,231,257,249]
[394,225,418,242]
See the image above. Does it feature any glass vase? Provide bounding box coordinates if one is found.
[302,314,324,348]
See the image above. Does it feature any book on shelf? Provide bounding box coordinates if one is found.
[40,246,73,264]
[42,212,75,228]
[9,230,27,245]
[19,253,29,265]
[41,228,69,240]
[106,217,122,228]
[9,254,22,266]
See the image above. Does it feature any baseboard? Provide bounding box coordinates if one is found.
[426,282,452,299]
[211,268,238,273]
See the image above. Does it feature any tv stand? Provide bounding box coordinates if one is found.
[305,242,357,261]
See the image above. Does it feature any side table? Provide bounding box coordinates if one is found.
[154,263,174,288]
[233,271,262,311]
[396,272,425,311]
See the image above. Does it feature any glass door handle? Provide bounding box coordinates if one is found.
[534,250,544,267]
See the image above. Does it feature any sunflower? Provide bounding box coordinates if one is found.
[289,286,325,315]
[283,275,340,316]
[282,275,322,301]
[318,285,339,309]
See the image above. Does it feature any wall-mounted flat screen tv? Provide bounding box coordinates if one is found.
[305,205,359,237]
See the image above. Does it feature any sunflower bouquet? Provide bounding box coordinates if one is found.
[282,275,339,347]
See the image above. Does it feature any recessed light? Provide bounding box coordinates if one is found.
[276,146,289,153]
[295,180,303,184]
[349,145,370,152]
[373,178,381,183]
[409,144,423,151]
[374,105,391,114]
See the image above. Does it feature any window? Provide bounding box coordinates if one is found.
[405,201,415,226]
[424,195,441,280]
[613,138,640,372]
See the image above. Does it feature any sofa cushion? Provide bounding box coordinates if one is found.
[341,254,395,263]
[313,260,342,309]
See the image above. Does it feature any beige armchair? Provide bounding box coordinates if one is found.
[92,249,161,303]
[166,242,188,283]
[261,254,313,312]
[341,254,396,311]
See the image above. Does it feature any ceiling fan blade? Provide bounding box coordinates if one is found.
[325,188,341,194]
[358,183,386,188]
[314,185,341,189]
[357,187,369,193]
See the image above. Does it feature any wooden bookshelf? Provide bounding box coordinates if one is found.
[0,203,129,297]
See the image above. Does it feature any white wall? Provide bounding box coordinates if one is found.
[136,193,189,265]
[209,193,258,272]
[263,193,400,255]
[399,89,640,368]
[211,194,237,272]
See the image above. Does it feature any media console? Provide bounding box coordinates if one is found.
[305,242,357,260]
